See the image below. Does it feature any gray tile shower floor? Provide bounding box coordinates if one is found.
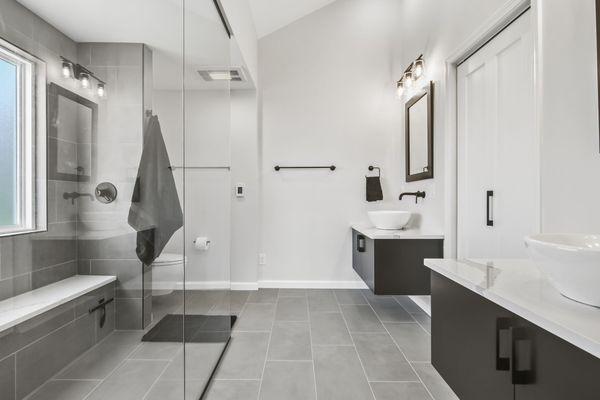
[24,289,458,400]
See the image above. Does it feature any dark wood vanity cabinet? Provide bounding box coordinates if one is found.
[352,229,443,295]
[432,272,600,400]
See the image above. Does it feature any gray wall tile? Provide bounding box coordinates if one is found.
[91,259,143,298]
[31,261,76,289]
[115,298,142,330]
[0,355,15,400]
[16,315,94,399]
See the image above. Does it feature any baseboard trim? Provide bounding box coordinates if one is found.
[258,280,369,289]
[409,295,431,316]
[230,282,259,291]
[153,280,369,291]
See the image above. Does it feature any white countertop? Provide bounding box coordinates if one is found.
[424,258,600,359]
[0,275,116,333]
[351,224,444,240]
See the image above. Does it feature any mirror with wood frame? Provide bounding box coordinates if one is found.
[405,81,434,182]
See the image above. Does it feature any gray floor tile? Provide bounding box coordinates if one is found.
[235,303,275,331]
[268,321,312,361]
[412,313,432,334]
[394,296,423,313]
[129,342,182,360]
[259,361,316,400]
[341,305,385,332]
[385,323,431,362]
[309,312,352,346]
[367,297,415,323]
[308,293,340,312]
[352,333,418,382]
[307,289,334,297]
[160,343,225,381]
[209,291,250,315]
[85,360,168,400]
[26,380,100,400]
[145,379,206,400]
[247,289,279,303]
[57,331,142,379]
[313,346,375,400]
[278,289,307,297]
[275,297,308,321]
[334,289,368,305]
[206,380,260,400]
[412,363,459,400]
[216,332,270,380]
[371,382,433,400]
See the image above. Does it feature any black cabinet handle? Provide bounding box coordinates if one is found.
[357,235,366,253]
[486,190,494,226]
[510,326,535,385]
[496,318,512,371]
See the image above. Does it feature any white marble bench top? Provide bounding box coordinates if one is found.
[0,275,116,333]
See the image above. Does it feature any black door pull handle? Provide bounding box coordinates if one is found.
[496,318,512,371]
[357,235,366,253]
[511,326,535,385]
[486,190,494,226]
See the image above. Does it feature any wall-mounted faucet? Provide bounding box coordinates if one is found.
[63,192,94,205]
[399,191,426,203]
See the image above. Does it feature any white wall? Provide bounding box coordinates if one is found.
[221,0,259,85]
[155,90,232,287]
[538,0,600,233]
[258,0,508,286]
[230,90,260,289]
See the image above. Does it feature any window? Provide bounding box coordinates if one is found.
[0,38,46,236]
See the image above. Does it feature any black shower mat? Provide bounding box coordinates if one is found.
[142,314,236,343]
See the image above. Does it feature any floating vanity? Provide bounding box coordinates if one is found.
[352,225,443,295]
[425,258,600,400]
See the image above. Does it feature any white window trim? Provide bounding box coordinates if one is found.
[0,38,46,237]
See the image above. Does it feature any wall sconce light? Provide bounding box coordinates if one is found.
[97,83,106,98]
[396,54,426,100]
[60,56,107,98]
[413,57,425,80]
[396,80,405,98]
[79,73,90,89]
[61,61,73,79]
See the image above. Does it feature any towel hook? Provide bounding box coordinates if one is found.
[368,166,381,177]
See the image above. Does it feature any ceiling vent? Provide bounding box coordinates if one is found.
[198,67,246,82]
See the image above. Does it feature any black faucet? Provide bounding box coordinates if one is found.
[399,191,426,203]
[63,192,94,205]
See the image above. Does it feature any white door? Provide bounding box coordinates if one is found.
[457,10,538,259]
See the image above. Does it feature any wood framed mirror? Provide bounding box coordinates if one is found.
[405,81,434,182]
[47,83,97,182]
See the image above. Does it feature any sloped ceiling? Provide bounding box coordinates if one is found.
[249,0,339,38]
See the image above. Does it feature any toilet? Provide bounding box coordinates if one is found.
[151,253,187,296]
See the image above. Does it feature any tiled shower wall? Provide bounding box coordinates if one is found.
[76,42,152,330]
[0,0,82,302]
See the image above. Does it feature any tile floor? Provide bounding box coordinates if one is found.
[23,289,458,400]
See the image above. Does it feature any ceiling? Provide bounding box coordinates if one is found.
[248,0,339,38]
[16,0,253,90]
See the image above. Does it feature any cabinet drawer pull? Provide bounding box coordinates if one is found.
[496,318,512,371]
[510,326,535,385]
[357,235,366,253]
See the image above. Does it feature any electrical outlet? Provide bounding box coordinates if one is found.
[258,253,266,265]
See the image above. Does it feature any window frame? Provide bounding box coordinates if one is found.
[0,37,47,237]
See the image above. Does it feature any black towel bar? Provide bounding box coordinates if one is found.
[274,165,336,171]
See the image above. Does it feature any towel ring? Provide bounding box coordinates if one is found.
[368,166,381,177]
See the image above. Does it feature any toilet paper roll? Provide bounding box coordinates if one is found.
[194,237,211,251]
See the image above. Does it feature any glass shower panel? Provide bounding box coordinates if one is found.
[0,0,189,398]
[182,1,233,398]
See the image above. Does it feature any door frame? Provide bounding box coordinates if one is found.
[443,0,541,258]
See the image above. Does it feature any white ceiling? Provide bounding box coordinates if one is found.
[16,0,252,90]
[248,0,339,38]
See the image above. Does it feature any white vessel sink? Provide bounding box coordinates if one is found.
[525,234,600,307]
[368,211,411,230]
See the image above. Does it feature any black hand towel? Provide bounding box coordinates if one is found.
[128,115,183,265]
[366,176,383,202]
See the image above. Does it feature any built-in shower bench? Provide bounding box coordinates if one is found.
[0,275,117,399]
[0,275,116,333]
